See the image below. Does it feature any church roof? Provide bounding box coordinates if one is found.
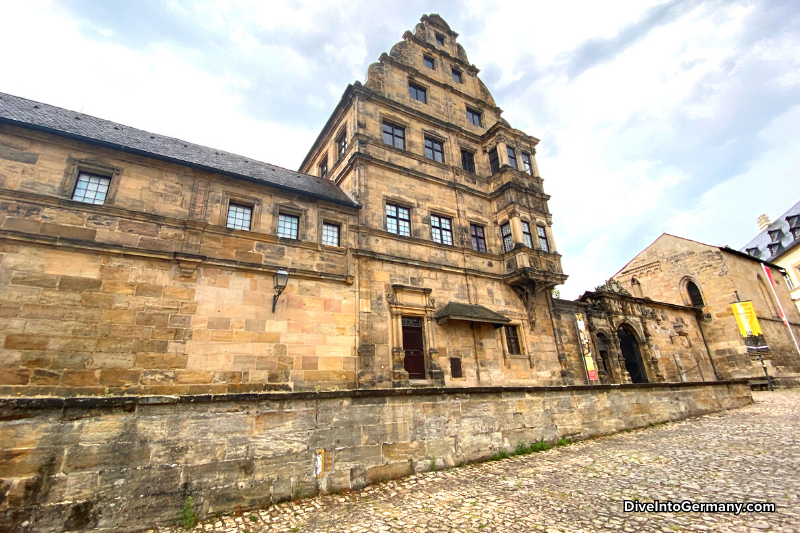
[0,92,359,208]
[740,200,800,262]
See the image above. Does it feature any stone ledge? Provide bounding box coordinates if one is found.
[0,379,750,410]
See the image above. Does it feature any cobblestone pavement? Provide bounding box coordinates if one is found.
[155,390,800,533]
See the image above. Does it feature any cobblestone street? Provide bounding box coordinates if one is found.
[156,390,800,533]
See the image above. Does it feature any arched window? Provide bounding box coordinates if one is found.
[757,276,778,317]
[630,278,643,298]
[686,281,704,308]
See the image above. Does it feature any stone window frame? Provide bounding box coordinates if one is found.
[435,32,445,46]
[272,202,308,242]
[383,197,413,237]
[408,80,428,104]
[60,157,123,206]
[381,115,409,151]
[318,210,348,249]
[423,54,435,70]
[500,320,529,361]
[677,276,706,309]
[520,220,533,248]
[451,67,463,83]
[423,135,445,164]
[429,213,454,246]
[219,191,263,232]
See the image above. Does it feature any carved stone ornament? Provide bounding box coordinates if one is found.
[594,279,632,296]
[385,293,398,304]
[511,279,546,328]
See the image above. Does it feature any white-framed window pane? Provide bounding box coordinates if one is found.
[322,223,340,246]
[522,222,533,248]
[537,225,549,252]
[72,172,111,205]
[502,223,513,252]
[226,203,253,230]
[277,214,299,239]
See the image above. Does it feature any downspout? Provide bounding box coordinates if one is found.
[694,311,720,380]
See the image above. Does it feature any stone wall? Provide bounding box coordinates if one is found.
[0,381,752,532]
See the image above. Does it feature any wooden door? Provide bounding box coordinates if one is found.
[402,317,425,379]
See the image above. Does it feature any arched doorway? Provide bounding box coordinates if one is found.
[617,325,647,383]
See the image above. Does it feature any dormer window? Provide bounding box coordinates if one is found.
[435,33,445,46]
[768,229,783,242]
[746,247,760,257]
[768,242,781,255]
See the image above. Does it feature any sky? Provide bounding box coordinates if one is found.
[2,0,799,299]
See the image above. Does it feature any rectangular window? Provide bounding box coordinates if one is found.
[322,222,340,246]
[277,214,299,239]
[408,82,427,103]
[382,122,405,150]
[452,68,462,83]
[337,132,347,159]
[504,325,521,355]
[521,221,533,248]
[537,225,549,252]
[489,148,500,174]
[386,204,411,237]
[522,153,533,175]
[72,172,111,205]
[784,273,795,291]
[507,147,518,170]
[424,137,444,163]
[435,33,445,45]
[467,108,481,126]
[461,150,475,173]
[470,224,487,252]
[318,157,328,179]
[430,215,453,245]
[226,203,252,231]
[501,222,513,252]
[450,357,463,378]
[424,55,435,69]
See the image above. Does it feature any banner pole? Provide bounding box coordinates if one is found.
[762,264,800,357]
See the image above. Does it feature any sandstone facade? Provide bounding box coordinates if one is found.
[612,234,800,380]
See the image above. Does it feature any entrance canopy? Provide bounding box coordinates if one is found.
[433,302,511,327]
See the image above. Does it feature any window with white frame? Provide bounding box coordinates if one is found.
[537,225,549,252]
[430,215,453,245]
[226,203,253,231]
[507,147,518,170]
[72,172,111,205]
[322,222,340,246]
[522,153,533,175]
[386,204,411,237]
[277,214,299,239]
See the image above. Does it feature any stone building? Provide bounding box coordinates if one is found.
[612,233,800,381]
[0,14,736,397]
[741,202,800,314]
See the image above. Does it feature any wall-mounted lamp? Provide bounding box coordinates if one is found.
[272,269,289,313]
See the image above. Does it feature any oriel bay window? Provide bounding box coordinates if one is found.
[507,147,518,170]
[521,221,533,248]
[522,152,533,175]
[537,225,550,252]
[501,222,513,252]
[489,148,500,174]
[424,137,444,163]
[470,224,487,252]
[504,325,522,355]
[382,122,405,149]
[461,149,475,173]
[430,215,453,245]
[386,204,411,236]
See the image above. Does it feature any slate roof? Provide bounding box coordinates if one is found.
[0,92,359,207]
[433,302,510,325]
[740,200,800,262]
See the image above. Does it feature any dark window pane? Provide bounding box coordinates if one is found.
[452,68,462,83]
[687,281,704,308]
[467,108,481,127]
[337,133,347,158]
[424,56,434,69]
[489,148,500,174]
[470,224,486,252]
[505,325,521,355]
[425,137,444,163]
[435,33,445,45]
[461,150,475,173]
[409,82,427,103]
[450,357,463,378]
[507,147,517,170]
[522,153,533,175]
[383,122,405,150]
[319,157,328,179]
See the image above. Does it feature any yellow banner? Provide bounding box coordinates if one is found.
[731,301,762,337]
